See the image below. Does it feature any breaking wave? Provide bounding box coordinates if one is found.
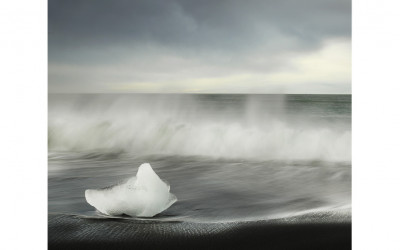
[48,94,351,162]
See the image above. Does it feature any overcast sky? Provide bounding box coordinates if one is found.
[49,0,351,94]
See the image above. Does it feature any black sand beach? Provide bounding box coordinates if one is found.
[48,94,352,249]
[49,212,351,250]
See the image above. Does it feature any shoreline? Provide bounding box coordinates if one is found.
[49,212,351,250]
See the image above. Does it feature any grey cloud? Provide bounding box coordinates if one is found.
[48,0,351,92]
[49,0,350,57]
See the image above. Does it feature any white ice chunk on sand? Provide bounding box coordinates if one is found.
[85,163,177,217]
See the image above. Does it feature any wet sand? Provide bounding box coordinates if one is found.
[49,212,351,250]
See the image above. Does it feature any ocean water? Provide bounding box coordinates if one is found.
[48,94,351,223]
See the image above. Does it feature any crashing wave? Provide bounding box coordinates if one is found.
[85,163,177,217]
[49,94,351,162]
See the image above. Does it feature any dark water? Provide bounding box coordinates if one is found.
[48,94,351,222]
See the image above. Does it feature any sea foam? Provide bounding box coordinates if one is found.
[49,94,351,162]
[85,163,177,217]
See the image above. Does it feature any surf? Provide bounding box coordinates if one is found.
[48,94,351,162]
